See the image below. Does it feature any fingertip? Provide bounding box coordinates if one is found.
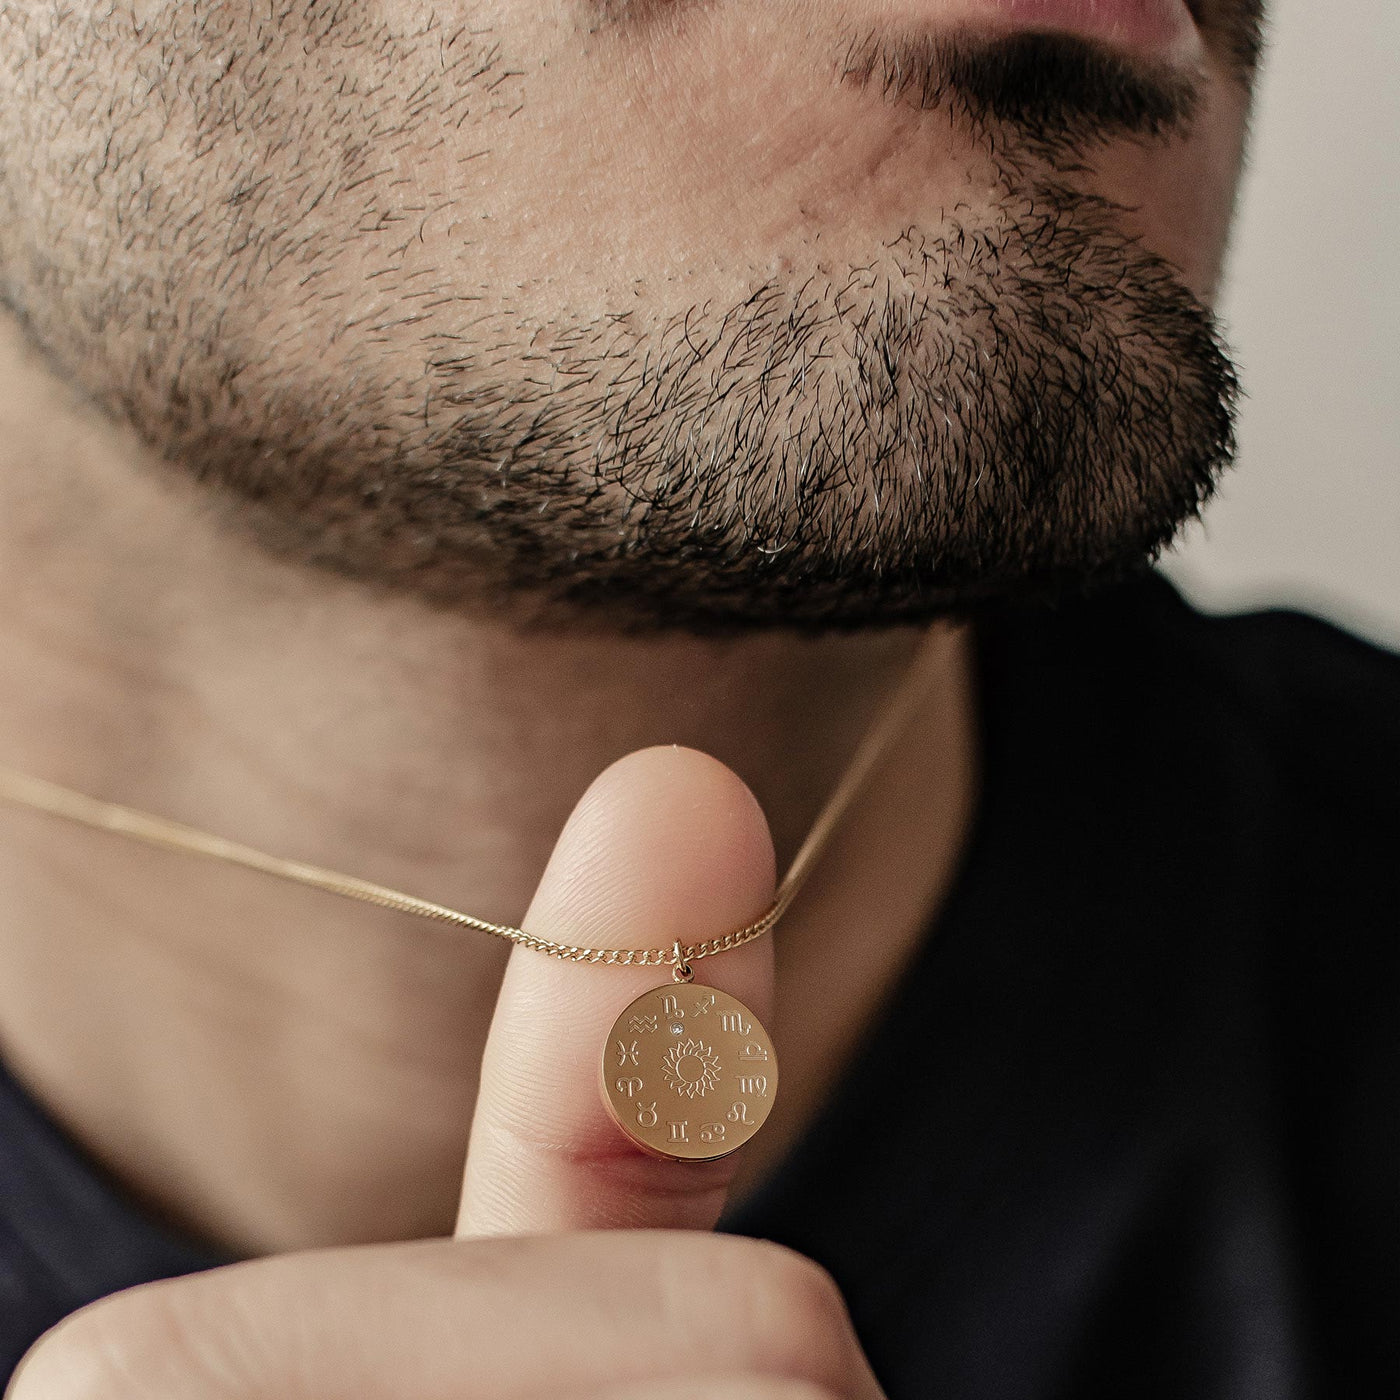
[529,745,776,942]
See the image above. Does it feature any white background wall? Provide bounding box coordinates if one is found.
[1164,0,1400,648]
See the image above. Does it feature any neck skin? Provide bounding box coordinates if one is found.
[0,316,977,1257]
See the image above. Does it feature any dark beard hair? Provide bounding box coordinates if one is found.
[839,30,1202,148]
[599,1,1268,82]
[141,185,1238,634]
[839,2,1267,150]
[1191,0,1268,74]
[2,13,1248,634]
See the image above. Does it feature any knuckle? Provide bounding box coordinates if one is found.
[725,1240,857,1385]
[8,1289,171,1400]
[608,1382,842,1400]
[8,1273,266,1400]
[748,1385,844,1400]
[717,1383,844,1400]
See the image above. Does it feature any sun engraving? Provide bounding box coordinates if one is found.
[661,1039,722,1099]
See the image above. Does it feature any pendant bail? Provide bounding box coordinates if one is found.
[671,940,694,983]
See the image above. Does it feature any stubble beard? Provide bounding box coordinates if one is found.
[0,13,1248,633]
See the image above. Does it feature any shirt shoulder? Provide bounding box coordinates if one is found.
[992,571,1400,838]
[1152,586,1400,824]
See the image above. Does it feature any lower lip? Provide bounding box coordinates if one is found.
[887,0,1200,61]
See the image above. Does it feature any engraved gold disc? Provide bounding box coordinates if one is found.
[600,984,778,1162]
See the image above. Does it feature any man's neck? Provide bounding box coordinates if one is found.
[0,318,976,1256]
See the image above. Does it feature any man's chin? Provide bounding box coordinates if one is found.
[169,190,1236,634]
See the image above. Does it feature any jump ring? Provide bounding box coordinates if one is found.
[671,939,694,983]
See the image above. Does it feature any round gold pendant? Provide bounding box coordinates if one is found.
[600,984,778,1162]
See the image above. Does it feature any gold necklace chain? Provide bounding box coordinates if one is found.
[0,629,945,974]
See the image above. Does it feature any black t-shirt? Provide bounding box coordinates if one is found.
[2,574,1397,1397]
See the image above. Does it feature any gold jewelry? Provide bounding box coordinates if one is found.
[0,628,946,1161]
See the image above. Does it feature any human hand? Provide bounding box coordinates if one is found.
[8,746,886,1400]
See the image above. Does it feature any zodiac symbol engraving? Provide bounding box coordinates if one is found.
[604,990,773,1156]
